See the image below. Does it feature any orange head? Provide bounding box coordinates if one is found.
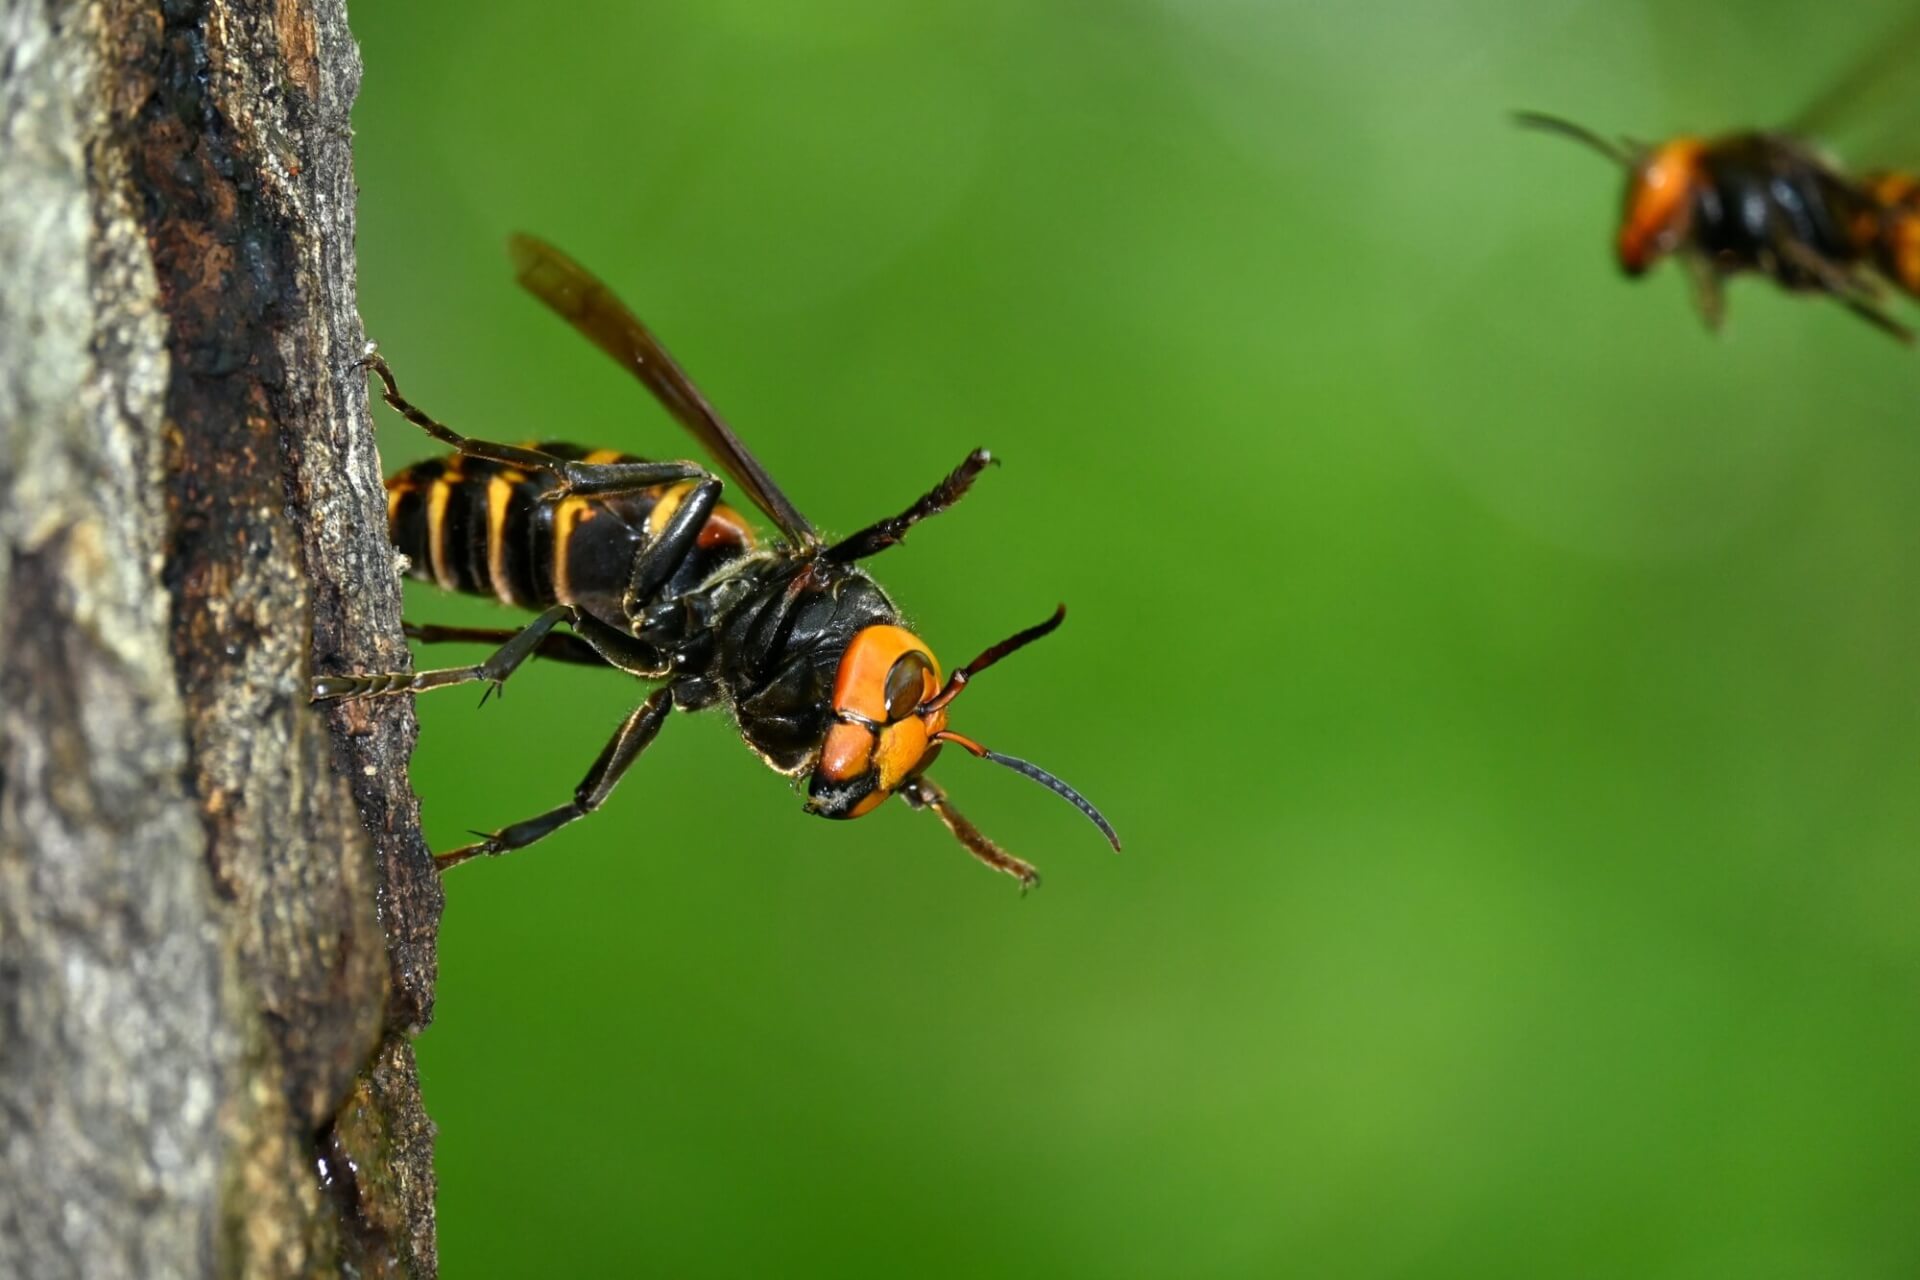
[1617,138,1705,275]
[803,606,1119,848]
[1516,111,1703,274]
[807,623,949,820]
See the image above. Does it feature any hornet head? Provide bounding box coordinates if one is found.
[1514,111,1698,275]
[803,606,1120,859]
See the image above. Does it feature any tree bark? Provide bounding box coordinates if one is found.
[1,1,440,1275]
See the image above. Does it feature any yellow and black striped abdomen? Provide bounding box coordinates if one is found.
[385,443,758,623]
[1861,172,1920,297]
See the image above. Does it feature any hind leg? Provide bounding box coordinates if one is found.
[313,605,577,703]
[1770,238,1914,344]
[403,621,608,668]
[360,346,711,497]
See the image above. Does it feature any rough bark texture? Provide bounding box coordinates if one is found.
[0,1,440,1276]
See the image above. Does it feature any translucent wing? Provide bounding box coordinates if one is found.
[1786,11,1920,169]
[508,233,821,550]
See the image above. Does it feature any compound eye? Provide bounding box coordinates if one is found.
[883,650,934,722]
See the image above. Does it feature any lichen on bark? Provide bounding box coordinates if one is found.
[1,1,441,1275]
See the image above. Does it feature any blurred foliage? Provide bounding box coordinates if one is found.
[352,1,1920,1274]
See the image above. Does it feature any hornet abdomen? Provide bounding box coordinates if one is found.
[1858,171,1920,296]
[385,443,758,627]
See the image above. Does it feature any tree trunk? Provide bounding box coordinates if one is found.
[0,1,441,1275]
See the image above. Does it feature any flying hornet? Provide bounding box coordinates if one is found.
[1518,21,1920,342]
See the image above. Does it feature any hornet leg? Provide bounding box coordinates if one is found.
[436,685,674,868]
[405,621,608,668]
[898,775,1041,893]
[824,448,995,562]
[361,348,712,497]
[1682,251,1726,333]
[1770,236,1915,344]
[313,604,573,702]
[391,612,672,683]
[623,478,721,619]
[1835,294,1915,345]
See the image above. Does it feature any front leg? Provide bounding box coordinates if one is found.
[1682,251,1726,333]
[437,686,675,868]
[898,775,1041,893]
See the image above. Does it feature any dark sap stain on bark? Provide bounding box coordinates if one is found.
[317,1035,438,1280]
[117,1,436,1275]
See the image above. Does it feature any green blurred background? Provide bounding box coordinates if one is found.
[351,1,1920,1274]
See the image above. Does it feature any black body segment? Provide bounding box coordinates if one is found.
[1691,135,1872,288]
[385,443,758,630]
[721,566,899,773]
